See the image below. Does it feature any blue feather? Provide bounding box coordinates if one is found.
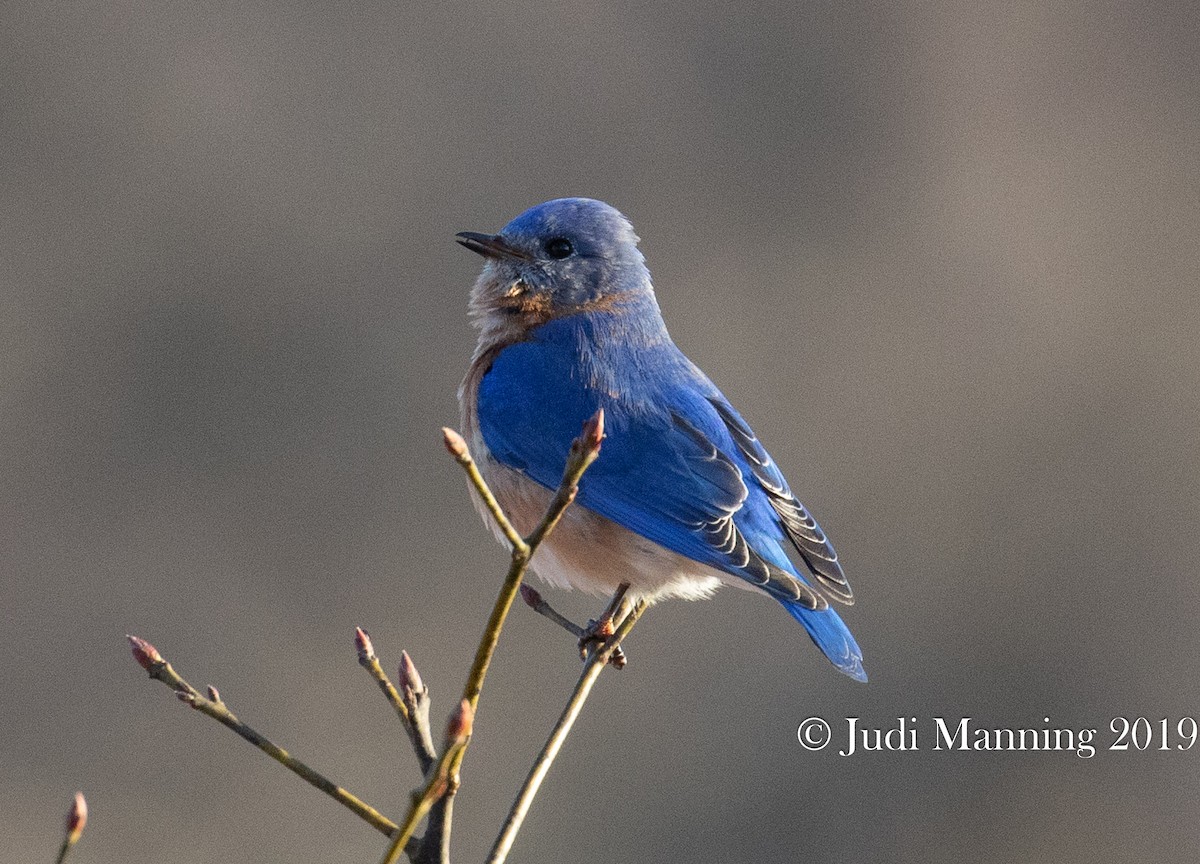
[478,310,866,679]
[780,601,867,682]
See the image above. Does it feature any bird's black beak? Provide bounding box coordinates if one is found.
[455,231,530,262]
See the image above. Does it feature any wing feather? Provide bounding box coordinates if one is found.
[475,330,840,612]
[707,397,853,603]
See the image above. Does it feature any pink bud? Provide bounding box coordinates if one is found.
[519,583,543,608]
[65,792,87,844]
[398,650,424,695]
[445,698,474,746]
[354,627,375,662]
[580,408,605,450]
[126,635,163,671]
[442,427,469,459]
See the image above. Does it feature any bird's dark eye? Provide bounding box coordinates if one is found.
[544,237,574,259]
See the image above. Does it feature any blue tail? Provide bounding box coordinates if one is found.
[781,600,867,682]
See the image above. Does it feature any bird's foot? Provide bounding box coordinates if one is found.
[521,581,632,669]
[577,582,631,668]
[578,615,627,669]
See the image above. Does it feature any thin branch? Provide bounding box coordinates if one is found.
[520,583,629,669]
[520,584,584,638]
[379,701,473,864]
[54,792,87,864]
[485,597,648,864]
[356,631,448,864]
[126,635,409,851]
[412,794,453,864]
[453,409,604,714]
[399,651,440,775]
[442,428,526,552]
[603,584,629,617]
[383,412,604,861]
[355,628,437,773]
[580,583,631,669]
[130,410,609,864]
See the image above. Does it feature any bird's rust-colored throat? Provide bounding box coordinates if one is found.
[494,287,644,327]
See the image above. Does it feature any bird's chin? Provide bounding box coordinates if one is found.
[469,273,554,331]
[496,291,553,321]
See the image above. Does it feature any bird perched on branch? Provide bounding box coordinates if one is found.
[457,198,865,681]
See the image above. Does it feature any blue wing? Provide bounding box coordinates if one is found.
[477,318,864,680]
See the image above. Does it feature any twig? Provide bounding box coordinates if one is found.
[520,583,629,668]
[442,429,526,552]
[378,701,473,864]
[597,583,629,622]
[398,650,441,779]
[129,410,608,864]
[486,597,648,864]
[442,408,604,713]
[54,792,87,864]
[126,635,409,851]
[383,412,603,859]
[412,795,453,864]
[356,628,437,774]
[401,647,453,864]
[582,583,631,668]
[356,630,449,864]
[520,584,584,638]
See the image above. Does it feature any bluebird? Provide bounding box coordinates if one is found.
[457,198,865,681]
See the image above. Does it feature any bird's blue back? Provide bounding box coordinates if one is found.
[477,304,866,681]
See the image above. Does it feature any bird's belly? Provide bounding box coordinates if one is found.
[471,456,724,603]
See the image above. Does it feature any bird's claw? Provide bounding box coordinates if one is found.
[578,616,627,669]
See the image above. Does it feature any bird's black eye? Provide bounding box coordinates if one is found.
[544,237,573,259]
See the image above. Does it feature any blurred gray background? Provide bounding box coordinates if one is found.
[4,1,1199,861]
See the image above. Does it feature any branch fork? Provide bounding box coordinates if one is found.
[127,408,643,864]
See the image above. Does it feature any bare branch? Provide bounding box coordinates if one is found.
[128,409,613,864]
[520,582,629,668]
[398,651,439,773]
[443,427,526,551]
[454,409,605,714]
[451,409,605,769]
[520,583,585,638]
[355,628,437,774]
[378,701,474,864]
[126,635,407,848]
[524,409,604,551]
[486,596,648,864]
[413,796,453,864]
[386,410,605,861]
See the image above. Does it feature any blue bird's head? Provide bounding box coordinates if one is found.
[458,198,658,344]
